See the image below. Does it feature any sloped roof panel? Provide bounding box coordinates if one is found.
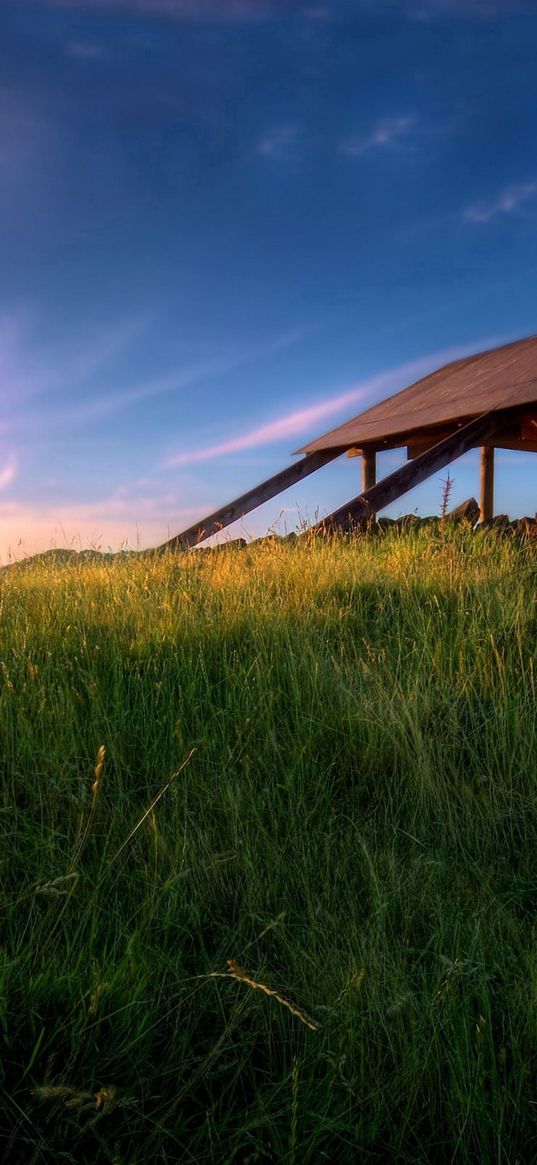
[297,334,537,453]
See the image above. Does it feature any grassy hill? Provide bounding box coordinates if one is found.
[2,528,537,1163]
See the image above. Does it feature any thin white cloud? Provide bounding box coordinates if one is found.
[340,116,416,158]
[409,0,532,17]
[302,5,332,19]
[22,0,287,20]
[0,90,54,180]
[165,344,481,467]
[464,182,537,224]
[65,40,106,59]
[0,310,149,413]
[23,324,316,429]
[0,453,17,490]
[257,125,300,158]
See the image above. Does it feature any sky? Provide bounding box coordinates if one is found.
[2,0,537,560]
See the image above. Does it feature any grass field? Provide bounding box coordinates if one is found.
[2,527,537,1163]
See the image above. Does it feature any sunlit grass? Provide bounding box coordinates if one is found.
[2,527,537,1162]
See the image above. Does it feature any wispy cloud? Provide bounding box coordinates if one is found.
[60,364,230,425]
[464,182,537,224]
[165,344,479,467]
[2,314,314,433]
[20,0,289,21]
[340,116,416,158]
[24,0,532,24]
[17,324,316,430]
[0,492,202,563]
[65,40,106,59]
[166,389,370,466]
[302,5,332,19]
[0,453,17,490]
[0,89,55,182]
[257,125,300,159]
[409,0,532,17]
[0,310,149,414]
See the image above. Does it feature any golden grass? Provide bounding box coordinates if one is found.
[206,960,320,1031]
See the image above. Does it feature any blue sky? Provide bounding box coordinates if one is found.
[2,0,537,558]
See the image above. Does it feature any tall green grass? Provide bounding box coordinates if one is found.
[1,528,537,1163]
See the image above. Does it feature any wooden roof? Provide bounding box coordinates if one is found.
[298,333,537,454]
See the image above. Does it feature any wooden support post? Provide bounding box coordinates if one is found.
[361,448,376,493]
[361,447,376,523]
[155,448,341,552]
[310,409,507,536]
[480,446,494,522]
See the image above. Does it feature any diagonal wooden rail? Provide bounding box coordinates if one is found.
[310,409,508,535]
[155,448,341,552]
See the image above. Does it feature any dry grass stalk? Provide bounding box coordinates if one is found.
[33,1083,120,1119]
[33,1085,77,1102]
[92,744,106,798]
[290,1057,300,1165]
[33,745,107,962]
[89,978,111,1016]
[475,1014,486,1041]
[35,872,80,896]
[70,743,107,872]
[106,748,195,870]
[439,472,454,531]
[206,960,319,1031]
[148,806,158,838]
[434,957,465,1004]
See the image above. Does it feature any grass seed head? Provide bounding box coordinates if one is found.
[35,872,80,896]
[207,960,320,1031]
[92,744,106,796]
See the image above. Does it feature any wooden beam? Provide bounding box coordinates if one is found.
[487,438,537,453]
[407,430,455,459]
[407,419,532,460]
[154,449,341,552]
[522,415,537,441]
[310,409,507,535]
[361,448,377,494]
[480,446,494,522]
[411,437,537,457]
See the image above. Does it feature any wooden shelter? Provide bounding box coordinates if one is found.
[158,334,537,551]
